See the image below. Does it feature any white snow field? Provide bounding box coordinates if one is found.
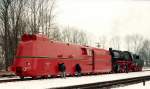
[112,81,150,89]
[0,71,150,89]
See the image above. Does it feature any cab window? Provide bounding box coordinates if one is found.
[81,48,92,56]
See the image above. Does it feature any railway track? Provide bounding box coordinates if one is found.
[0,76,56,83]
[0,72,15,78]
[0,70,149,84]
[51,75,150,89]
[0,77,32,83]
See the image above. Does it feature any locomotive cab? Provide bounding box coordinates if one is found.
[121,51,133,61]
[132,54,144,71]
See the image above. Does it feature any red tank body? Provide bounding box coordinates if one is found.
[11,34,112,78]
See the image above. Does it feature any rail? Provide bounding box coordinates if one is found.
[51,75,150,89]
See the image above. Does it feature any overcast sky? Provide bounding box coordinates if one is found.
[56,0,150,48]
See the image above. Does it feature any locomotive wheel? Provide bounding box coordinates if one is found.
[58,63,66,78]
[114,64,118,73]
[75,64,81,77]
[114,64,120,73]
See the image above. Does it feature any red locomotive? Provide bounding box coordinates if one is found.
[10,34,143,79]
[10,34,112,79]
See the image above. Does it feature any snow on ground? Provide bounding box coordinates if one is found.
[0,71,150,89]
[112,81,150,89]
[143,67,150,71]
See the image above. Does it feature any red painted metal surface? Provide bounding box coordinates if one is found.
[11,34,112,78]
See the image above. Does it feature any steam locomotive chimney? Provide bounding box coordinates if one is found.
[109,48,112,52]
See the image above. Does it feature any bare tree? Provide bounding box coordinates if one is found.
[0,0,57,70]
[0,0,11,70]
[97,36,107,49]
[61,26,72,43]
[77,30,88,45]
[49,26,61,41]
[0,0,27,70]
[138,39,150,66]
[61,26,88,45]
[125,34,143,52]
[109,36,120,50]
[26,0,56,36]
